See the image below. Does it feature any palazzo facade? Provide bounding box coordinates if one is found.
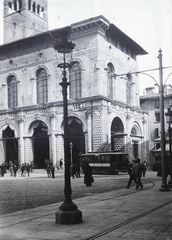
[0,1,148,168]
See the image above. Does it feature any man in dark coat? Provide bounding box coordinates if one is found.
[132,158,144,190]
[50,163,55,178]
[0,163,6,177]
[13,165,18,177]
[126,161,137,188]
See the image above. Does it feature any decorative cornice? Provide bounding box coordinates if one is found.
[71,18,109,36]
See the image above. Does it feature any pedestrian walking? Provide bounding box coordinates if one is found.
[70,164,76,179]
[56,162,59,171]
[75,165,81,178]
[13,165,18,177]
[46,165,51,178]
[132,158,144,190]
[21,164,24,176]
[9,161,14,176]
[142,161,147,177]
[126,161,137,188]
[23,163,27,177]
[30,161,34,172]
[50,163,55,178]
[60,159,63,169]
[27,163,30,176]
[83,162,93,187]
[0,163,6,177]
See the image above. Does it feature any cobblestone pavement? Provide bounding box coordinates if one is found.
[0,169,133,214]
[1,171,171,239]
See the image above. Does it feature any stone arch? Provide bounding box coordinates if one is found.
[111,116,125,151]
[25,117,50,137]
[130,122,142,136]
[0,122,19,138]
[0,123,19,166]
[130,121,142,160]
[70,58,85,70]
[33,64,51,78]
[68,112,87,132]
[5,72,20,81]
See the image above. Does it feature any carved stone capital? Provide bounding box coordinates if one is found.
[49,113,56,119]
[18,117,24,123]
[85,109,92,119]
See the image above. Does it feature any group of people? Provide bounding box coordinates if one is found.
[70,164,81,179]
[126,158,147,190]
[46,163,55,178]
[71,159,146,188]
[70,161,94,187]
[0,161,34,177]
[20,163,33,177]
[1,158,146,190]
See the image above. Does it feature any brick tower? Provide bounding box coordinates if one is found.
[3,0,48,44]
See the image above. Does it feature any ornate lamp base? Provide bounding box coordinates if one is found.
[56,208,82,224]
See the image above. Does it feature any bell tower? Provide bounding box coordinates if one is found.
[3,0,48,44]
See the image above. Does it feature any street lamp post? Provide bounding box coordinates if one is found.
[54,29,82,224]
[158,49,170,191]
[165,107,172,188]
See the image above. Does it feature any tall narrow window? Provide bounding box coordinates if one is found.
[107,63,113,99]
[69,62,81,99]
[155,112,160,122]
[126,73,132,105]
[155,99,159,108]
[36,68,48,104]
[7,75,18,109]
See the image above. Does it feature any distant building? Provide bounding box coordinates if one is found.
[140,86,172,169]
[0,0,148,168]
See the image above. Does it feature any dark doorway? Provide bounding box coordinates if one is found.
[111,117,125,151]
[2,126,18,167]
[32,121,49,168]
[133,140,139,159]
[68,118,85,166]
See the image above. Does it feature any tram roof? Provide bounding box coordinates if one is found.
[80,152,128,156]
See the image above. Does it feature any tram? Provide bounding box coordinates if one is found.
[80,151,129,175]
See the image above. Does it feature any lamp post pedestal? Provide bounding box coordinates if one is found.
[56,203,82,224]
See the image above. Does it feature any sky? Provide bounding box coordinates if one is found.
[0,0,172,95]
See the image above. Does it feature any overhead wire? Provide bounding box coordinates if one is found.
[161,0,172,16]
